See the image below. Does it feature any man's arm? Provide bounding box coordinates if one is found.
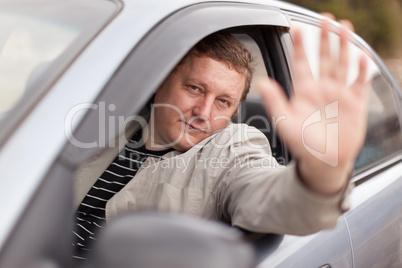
[257,20,370,196]
[216,125,352,235]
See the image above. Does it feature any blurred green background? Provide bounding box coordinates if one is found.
[285,0,402,84]
[286,0,402,58]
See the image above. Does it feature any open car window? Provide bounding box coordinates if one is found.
[233,32,289,164]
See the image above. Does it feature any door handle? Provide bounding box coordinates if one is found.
[318,264,332,268]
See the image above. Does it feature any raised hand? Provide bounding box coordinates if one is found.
[257,19,370,195]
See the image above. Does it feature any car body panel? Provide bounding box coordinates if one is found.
[346,162,402,267]
[256,217,353,267]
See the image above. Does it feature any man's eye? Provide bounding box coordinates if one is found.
[219,99,229,106]
[186,85,202,95]
[186,85,205,97]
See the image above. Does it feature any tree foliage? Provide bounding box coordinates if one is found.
[286,0,402,58]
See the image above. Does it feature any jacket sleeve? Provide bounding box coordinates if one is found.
[215,125,353,235]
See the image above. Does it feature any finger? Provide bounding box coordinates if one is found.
[292,28,312,84]
[339,19,355,32]
[319,19,331,78]
[354,54,369,94]
[356,54,368,84]
[337,25,349,84]
[320,12,336,21]
[256,77,291,119]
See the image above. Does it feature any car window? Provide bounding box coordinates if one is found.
[234,34,269,95]
[233,31,289,164]
[355,73,402,171]
[0,13,79,116]
[291,20,402,173]
[0,0,118,125]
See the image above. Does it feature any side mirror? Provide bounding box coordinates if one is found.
[86,213,255,268]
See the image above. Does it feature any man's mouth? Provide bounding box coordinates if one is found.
[182,121,207,133]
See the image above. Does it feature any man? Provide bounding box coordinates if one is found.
[72,20,369,259]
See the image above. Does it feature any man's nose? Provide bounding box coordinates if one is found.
[192,97,214,120]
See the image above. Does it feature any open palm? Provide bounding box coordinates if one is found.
[258,20,370,195]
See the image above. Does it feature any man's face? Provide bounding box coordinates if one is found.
[148,54,246,151]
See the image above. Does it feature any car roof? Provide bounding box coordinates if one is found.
[121,0,312,14]
[115,0,321,46]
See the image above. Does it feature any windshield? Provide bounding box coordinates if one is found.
[0,0,118,131]
[0,12,80,116]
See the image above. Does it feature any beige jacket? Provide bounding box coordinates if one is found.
[74,122,352,236]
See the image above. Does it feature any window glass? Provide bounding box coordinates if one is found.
[0,13,79,116]
[355,74,402,171]
[291,21,402,172]
[0,0,117,122]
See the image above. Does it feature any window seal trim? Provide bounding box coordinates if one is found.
[352,153,402,185]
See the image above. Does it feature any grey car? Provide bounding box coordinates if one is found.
[0,0,401,267]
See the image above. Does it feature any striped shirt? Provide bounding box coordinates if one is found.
[72,130,172,261]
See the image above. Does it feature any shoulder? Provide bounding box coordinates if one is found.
[214,123,269,146]
[193,123,271,155]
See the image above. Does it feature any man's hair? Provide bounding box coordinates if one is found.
[179,32,254,102]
